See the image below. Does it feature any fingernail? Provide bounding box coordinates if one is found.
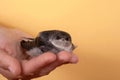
[8,66,14,73]
[70,55,79,64]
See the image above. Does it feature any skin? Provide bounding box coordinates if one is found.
[0,26,78,80]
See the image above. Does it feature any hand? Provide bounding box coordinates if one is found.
[21,51,78,80]
[0,27,78,80]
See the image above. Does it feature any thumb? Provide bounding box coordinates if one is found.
[0,49,21,79]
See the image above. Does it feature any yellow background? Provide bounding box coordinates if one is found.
[0,0,120,80]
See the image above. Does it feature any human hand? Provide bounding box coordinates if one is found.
[0,27,78,80]
[21,51,78,80]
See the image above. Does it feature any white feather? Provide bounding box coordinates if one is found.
[26,47,42,57]
[50,39,73,52]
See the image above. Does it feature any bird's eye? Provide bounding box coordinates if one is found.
[56,36,61,40]
[65,37,69,41]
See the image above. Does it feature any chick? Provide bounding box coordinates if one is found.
[20,30,75,58]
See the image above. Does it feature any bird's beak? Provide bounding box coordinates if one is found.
[72,44,77,50]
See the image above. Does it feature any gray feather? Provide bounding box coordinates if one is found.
[20,30,75,57]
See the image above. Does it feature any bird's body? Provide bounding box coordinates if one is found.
[20,30,75,58]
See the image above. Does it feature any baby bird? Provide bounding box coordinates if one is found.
[20,30,75,58]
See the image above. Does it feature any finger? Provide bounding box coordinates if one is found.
[0,49,21,79]
[21,52,56,75]
[0,68,16,79]
[69,54,79,64]
[39,51,73,76]
[22,52,78,79]
[57,51,72,63]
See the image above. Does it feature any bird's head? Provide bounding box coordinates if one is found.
[35,30,75,52]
